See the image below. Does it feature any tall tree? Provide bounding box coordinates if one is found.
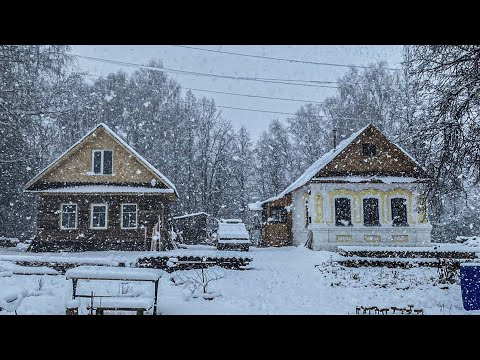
[322,62,406,141]
[231,126,255,221]
[287,103,332,178]
[254,119,293,200]
[0,45,72,238]
[402,45,480,241]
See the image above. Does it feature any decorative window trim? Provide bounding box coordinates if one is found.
[386,189,413,224]
[364,234,381,243]
[417,194,428,224]
[336,234,353,243]
[90,203,108,230]
[60,203,77,230]
[314,193,324,223]
[329,190,357,224]
[91,149,114,175]
[121,203,138,229]
[392,234,409,243]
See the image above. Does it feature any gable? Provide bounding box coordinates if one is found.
[316,125,427,178]
[25,125,177,195]
[251,124,428,208]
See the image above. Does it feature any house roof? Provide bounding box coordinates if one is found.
[249,123,428,208]
[24,123,178,197]
[25,185,175,194]
[173,212,210,220]
[310,176,424,184]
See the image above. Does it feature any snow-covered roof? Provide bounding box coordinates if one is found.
[65,265,164,281]
[173,212,210,220]
[248,202,263,211]
[217,222,249,240]
[252,124,369,207]
[250,123,428,208]
[311,176,428,184]
[24,123,178,197]
[25,185,175,194]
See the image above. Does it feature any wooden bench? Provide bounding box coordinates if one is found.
[86,297,154,315]
[65,266,164,315]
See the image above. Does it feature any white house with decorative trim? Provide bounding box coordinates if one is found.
[249,124,432,251]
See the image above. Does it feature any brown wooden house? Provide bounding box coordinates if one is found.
[24,123,178,252]
[249,124,433,250]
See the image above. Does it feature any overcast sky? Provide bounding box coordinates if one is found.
[70,45,404,140]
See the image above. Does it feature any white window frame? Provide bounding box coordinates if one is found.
[361,196,382,227]
[90,203,108,230]
[121,203,138,229]
[91,149,114,175]
[333,195,354,227]
[389,196,409,226]
[60,203,78,230]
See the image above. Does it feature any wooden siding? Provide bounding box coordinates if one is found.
[34,194,170,251]
[317,125,427,177]
[261,194,293,247]
[38,127,168,187]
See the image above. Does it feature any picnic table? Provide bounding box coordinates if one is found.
[65,266,164,315]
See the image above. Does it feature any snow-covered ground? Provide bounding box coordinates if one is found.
[0,246,478,315]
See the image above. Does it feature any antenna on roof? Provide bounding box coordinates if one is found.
[333,128,337,150]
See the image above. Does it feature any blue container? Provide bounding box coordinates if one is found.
[460,263,480,311]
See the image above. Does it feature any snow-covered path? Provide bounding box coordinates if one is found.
[0,246,476,315]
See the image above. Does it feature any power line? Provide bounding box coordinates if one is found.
[253,77,336,84]
[184,87,322,104]
[72,73,381,120]
[217,105,384,123]
[70,54,338,89]
[85,73,323,104]
[82,72,308,114]
[217,105,297,115]
[173,45,401,71]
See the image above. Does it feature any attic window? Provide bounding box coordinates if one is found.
[362,143,376,157]
[92,150,113,175]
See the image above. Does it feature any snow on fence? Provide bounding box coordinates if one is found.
[0,237,20,247]
[338,246,478,260]
[136,255,253,272]
[0,254,122,274]
[337,245,478,269]
[0,251,252,274]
